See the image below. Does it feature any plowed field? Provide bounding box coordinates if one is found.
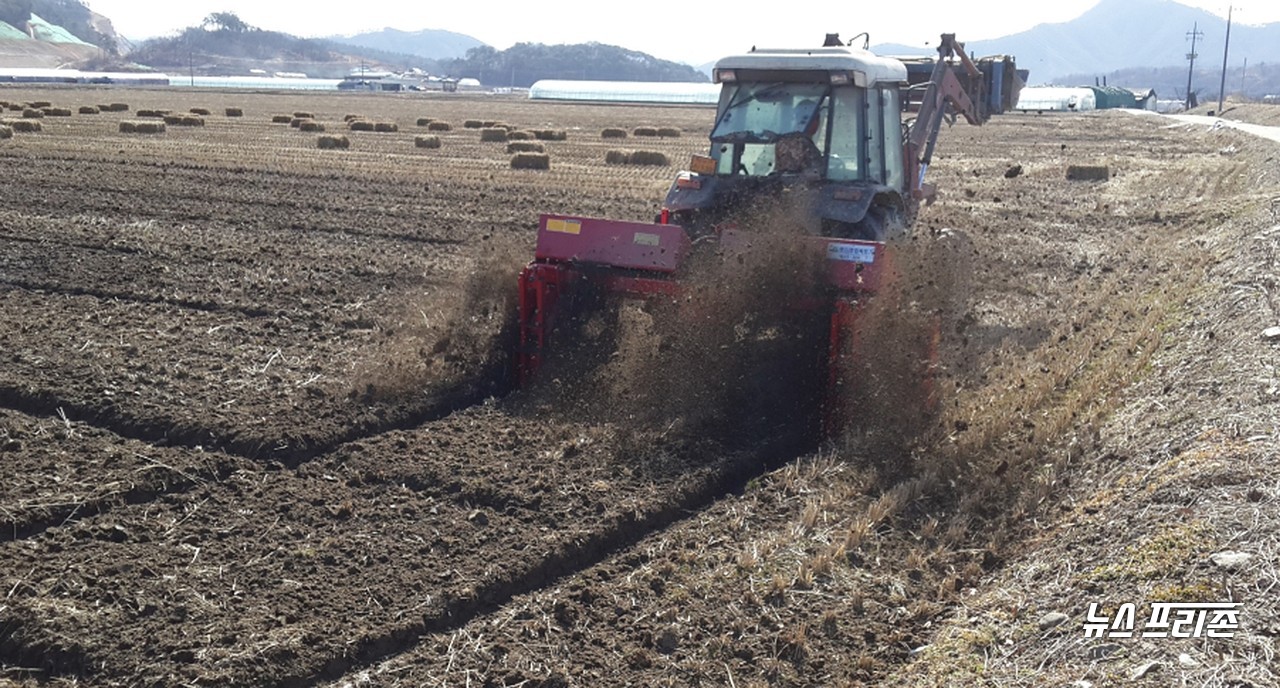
[1,86,1277,687]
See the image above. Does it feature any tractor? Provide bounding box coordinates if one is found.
[515,34,1022,437]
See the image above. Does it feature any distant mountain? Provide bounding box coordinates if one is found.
[445,42,709,87]
[329,27,483,61]
[873,0,1280,87]
[129,14,433,78]
[0,0,120,67]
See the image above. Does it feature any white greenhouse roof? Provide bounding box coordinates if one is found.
[529,80,720,105]
[1015,87,1096,112]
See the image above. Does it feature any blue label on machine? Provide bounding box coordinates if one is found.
[826,243,877,264]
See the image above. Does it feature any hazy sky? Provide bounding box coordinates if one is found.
[82,0,1274,65]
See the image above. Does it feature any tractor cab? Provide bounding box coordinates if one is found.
[663,44,911,240]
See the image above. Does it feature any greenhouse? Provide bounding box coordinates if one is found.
[529,80,720,105]
[1014,87,1097,112]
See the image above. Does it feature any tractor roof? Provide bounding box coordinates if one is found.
[715,46,908,86]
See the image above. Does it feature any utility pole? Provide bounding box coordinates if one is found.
[1185,22,1203,111]
[1240,57,1247,97]
[1217,6,1233,112]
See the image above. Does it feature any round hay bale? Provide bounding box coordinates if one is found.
[533,129,567,141]
[479,127,508,143]
[463,120,483,129]
[414,135,441,149]
[507,130,534,141]
[343,113,362,122]
[632,126,659,137]
[272,114,293,124]
[426,121,452,132]
[656,127,682,138]
[510,152,551,170]
[293,111,313,120]
[605,150,631,165]
[22,109,44,119]
[118,120,136,133]
[507,141,545,154]
[627,150,669,166]
[190,107,211,116]
[0,125,11,139]
[416,117,434,126]
[318,134,350,149]
[349,120,375,131]
[299,120,325,132]
[225,107,243,117]
[373,122,399,133]
[8,120,41,133]
[601,127,627,139]
[78,106,99,114]
[42,107,72,117]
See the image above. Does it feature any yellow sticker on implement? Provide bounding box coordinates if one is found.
[546,218,582,235]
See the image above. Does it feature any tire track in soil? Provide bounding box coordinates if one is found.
[0,408,817,688]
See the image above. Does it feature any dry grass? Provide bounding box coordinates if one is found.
[0,125,11,139]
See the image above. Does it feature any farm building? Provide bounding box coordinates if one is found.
[1015,87,1097,112]
[529,80,720,105]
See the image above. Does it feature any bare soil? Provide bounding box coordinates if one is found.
[0,86,1276,687]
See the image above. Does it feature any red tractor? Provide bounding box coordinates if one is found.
[515,34,1021,436]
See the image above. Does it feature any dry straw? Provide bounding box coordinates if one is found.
[414,135,441,149]
[120,121,165,134]
[29,101,50,108]
[507,130,533,141]
[0,125,11,139]
[601,127,627,139]
[348,120,374,131]
[21,109,43,118]
[271,114,293,123]
[426,121,452,132]
[416,117,434,126]
[137,109,166,118]
[78,106,99,114]
[225,107,243,117]
[533,129,567,141]
[507,141,544,153]
[657,127,681,138]
[463,119,483,129]
[190,107,211,115]
[293,111,313,119]
[317,134,350,149]
[103,103,129,112]
[299,121,325,132]
[510,152,551,170]
[42,108,72,116]
[373,122,399,132]
[605,149,631,164]
[632,126,659,137]
[343,114,362,122]
[479,127,508,142]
